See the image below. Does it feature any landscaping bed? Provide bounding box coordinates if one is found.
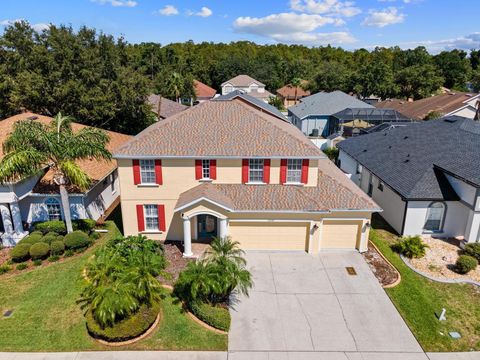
[158,242,192,286]
[408,236,480,283]
[362,241,399,287]
[370,214,480,352]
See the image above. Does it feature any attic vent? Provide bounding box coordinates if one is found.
[363,149,367,152]
[404,159,410,163]
[388,145,392,149]
[27,116,39,120]
[404,136,408,139]
[444,118,458,123]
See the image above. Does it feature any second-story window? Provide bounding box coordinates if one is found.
[202,160,211,179]
[286,159,302,183]
[140,159,156,184]
[249,159,264,183]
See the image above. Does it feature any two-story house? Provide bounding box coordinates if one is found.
[337,116,480,244]
[114,98,379,256]
[221,75,273,103]
[0,113,131,246]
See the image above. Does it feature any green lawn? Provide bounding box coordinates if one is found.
[0,221,227,352]
[370,216,480,352]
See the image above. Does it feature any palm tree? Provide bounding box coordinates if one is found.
[0,113,111,233]
[290,77,302,105]
[205,236,246,267]
[166,72,184,103]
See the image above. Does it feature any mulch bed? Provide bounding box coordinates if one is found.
[362,241,399,287]
[0,248,10,266]
[158,242,193,286]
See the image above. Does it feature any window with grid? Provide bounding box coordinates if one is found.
[287,159,303,183]
[248,159,264,183]
[424,202,445,232]
[46,198,62,221]
[140,160,156,184]
[202,160,211,179]
[144,205,159,231]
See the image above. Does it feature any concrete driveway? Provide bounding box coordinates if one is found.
[229,251,424,358]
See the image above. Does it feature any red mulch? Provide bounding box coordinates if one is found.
[158,242,193,286]
[0,248,10,266]
[362,241,399,287]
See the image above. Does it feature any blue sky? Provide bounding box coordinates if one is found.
[2,0,480,53]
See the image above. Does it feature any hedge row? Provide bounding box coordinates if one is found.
[190,301,231,332]
[86,302,161,342]
[33,219,96,235]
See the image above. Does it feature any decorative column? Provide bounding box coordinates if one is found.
[9,201,25,234]
[219,218,228,239]
[183,217,193,257]
[0,203,13,235]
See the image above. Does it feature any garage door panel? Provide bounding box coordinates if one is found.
[229,222,309,251]
[321,220,360,250]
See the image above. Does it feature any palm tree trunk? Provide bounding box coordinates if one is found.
[59,184,73,233]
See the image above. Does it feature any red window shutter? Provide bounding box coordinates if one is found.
[157,204,166,232]
[280,159,287,184]
[155,160,163,185]
[301,159,309,184]
[263,159,270,184]
[133,159,141,185]
[136,205,145,232]
[195,160,202,180]
[210,160,217,180]
[242,159,249,184]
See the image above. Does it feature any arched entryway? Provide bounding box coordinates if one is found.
[196,214,218,241]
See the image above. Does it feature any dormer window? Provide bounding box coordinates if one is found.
[286,159,302,183]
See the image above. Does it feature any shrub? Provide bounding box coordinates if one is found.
[48,255,60,262]
[456,255,478,274]
[64,231,91,249]
[464,243,480,262]
[34,220,66,234]
[85,302,160,342]
[73,219,97,233]
[29,242,50,260]
[41,234,58,245]
[0,264,12,274]
[50,240,65,255]
[33,259,42,266]
[190,301,231,331]
[16,263,28,271]
[30,231,43,237]
[392,236,429,258]
[10,244,31,262]
[18,233,43,245]
[90,231,101,241]
[64,249,75,257]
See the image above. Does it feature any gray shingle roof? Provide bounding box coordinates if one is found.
[288,91,374,119]
[337,116,480,200]
[215,90,287,121]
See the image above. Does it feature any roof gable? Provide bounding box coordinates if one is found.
[221,75,265,88]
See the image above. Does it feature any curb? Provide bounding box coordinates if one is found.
[400,255,480,287]
[368,240,402,288]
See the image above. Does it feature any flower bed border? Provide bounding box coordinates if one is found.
[368,240,402,288]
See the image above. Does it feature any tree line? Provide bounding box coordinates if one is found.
[1,21,480,134]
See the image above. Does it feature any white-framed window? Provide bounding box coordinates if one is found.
[249,159,264,183]
[356,163,363,175]
[144,205,159,231]
[140,159,156,184]
[424,202,445,232]
[250,83,259,91]
[46,198,62,221]
[202,160,211,179]
[224,85,233,94]
[287,159,303,183]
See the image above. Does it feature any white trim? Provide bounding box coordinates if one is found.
[137,183,159,188]
[228,219,311,223]
[114,155,326,160]
[174,197,234,213]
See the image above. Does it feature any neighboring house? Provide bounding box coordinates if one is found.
[193,80,217,103]
[288,91,375,138]
[114,98,379,256]
[0,113,132,246]
[215,90,287,121]
[221,75,273,102]
[276,82,310,108]
[376,92,480,120]
[337,116,480,244]
[147,94,187,120]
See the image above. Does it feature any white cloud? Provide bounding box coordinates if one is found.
[399,33,480,53]
[91,0,137,7]
[193,7,213,17]
[157,5,179,16]
[361,7,405,27]
[233,12,355,46]
[290,0,361,17]
[0,19,50,32]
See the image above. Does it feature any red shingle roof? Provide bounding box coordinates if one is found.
[194,80,217,99]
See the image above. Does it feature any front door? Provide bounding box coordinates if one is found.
[198,214,217,239]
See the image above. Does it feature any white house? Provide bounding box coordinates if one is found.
[337,116,480,244]
[221,75,273,102]
[0,113,132,246]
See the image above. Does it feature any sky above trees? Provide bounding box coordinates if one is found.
[1,0,479,52]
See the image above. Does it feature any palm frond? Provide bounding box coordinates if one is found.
[0,149,47,183]
[2,120,49,154]
[59,160,91,190]
[66,127,112,161]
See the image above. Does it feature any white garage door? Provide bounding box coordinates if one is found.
[229,222,309,251]
[321,220,361,250]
